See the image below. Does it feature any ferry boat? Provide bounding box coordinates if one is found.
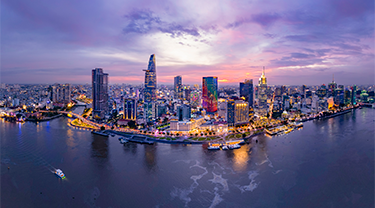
[55,169,65,179]
[221,145,228,150]
[208,143,221,150]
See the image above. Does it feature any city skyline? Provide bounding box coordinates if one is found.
[1,0,374,85]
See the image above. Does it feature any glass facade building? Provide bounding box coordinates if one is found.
[174,76,182,99]
[92,68,109,119]
[240,79,254,107]
[144,54,157,102]
[124,98,137,120]
[258,67,267,114]
[202,77,218,113]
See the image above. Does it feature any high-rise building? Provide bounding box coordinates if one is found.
[328,75,337,97]
[156,104,167,117]
[177,104,191,121]
[218,99,227,119]
[92,68,109,119]
[258,67,268,114]
[227,100,249,126]
[124,98,137,121]
[202,77,218,113]
[174,76,182,99]
[143,54,157,102]
[51,83,71,103]
[190,91,200,108]
[144,102,156,123]
[240,79,254,107]
[351,85,357,104]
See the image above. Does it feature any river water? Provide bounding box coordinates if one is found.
[1,107,374,207]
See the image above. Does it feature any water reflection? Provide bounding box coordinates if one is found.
[123,142,137,155]
[91,135,109,163]
[232,147,250,172]
[144,144,157,172]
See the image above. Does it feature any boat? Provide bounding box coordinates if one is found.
[120,137,129,144]
[232,144,241,149]
[55,169,65,179]
[208,144,221,150]
[221,145,228,150]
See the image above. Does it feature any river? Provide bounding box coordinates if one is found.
[1,106,374,207]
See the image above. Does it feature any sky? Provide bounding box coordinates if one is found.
[1,0,374,85]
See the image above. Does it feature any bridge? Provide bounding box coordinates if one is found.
[39,110,103,129]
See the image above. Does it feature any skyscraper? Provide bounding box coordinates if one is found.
[174,76,182,99]
[227,100,249,126]
[51,83,71,103]
[258,67,267,115]
[239,79,254,107]
[143,54,157,102]
[328,74,337,97]
[92,68,109,119]
[124,98,137,121]
[202,77,218,113]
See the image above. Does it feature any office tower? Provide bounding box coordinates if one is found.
[344,89,351,105]
[177,104,191,121]
[351,85,357,104]
[202,77,218,113]
[184,87,192,102]
[144,102,156,123]
[157,104,167,117]
[258,67,268,114]
[227,100,249,126]
[174,76,182,99]
[328,75,337,97]
[316,84,327,98]
[124,98,137,120]
[143,54,157,102]
[92,68,109,119]
[240,79,254,107]
[227,100,235,126]
[51,83,71,103]
[218,99,227,119]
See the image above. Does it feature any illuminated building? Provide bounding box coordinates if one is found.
[144,102,156,123]
[239,79,254,107]
[344,89,351,105]
[92,68,108,119]
[258,67,268,115]
[328,75,337,97]
[227,100,249,126]
[177,104,191,121]
[143,54,157,102]
[351,85,357,104]
[184,86,192,101]
[190,91,200,107]
[174,76,182,99]
[51,83,71,104]
[218,99,227,119]
[124,98,137,120]
[156,104,167,117]
[202,77,218,113]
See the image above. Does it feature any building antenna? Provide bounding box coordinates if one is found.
[332,74,334,83]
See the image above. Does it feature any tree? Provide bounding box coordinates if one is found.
[128,120,137,129]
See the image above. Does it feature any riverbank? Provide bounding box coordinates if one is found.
[25,114,62,122]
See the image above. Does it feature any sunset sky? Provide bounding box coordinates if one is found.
[1,0,374,85]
